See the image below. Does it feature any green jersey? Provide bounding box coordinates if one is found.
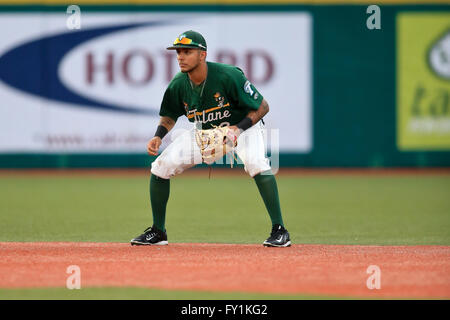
[159,61,263,129]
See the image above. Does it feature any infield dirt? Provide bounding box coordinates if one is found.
[1,242,449,299]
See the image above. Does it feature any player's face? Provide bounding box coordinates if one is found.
[176,48,205,73]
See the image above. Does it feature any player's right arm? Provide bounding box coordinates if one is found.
[147,116,176,156]
[149,75,184,156]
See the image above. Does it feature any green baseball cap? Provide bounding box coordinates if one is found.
[166,30,207,51]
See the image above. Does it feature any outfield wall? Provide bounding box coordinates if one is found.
[0,1,449,168]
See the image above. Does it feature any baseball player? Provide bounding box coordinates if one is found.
[131,30,290,247]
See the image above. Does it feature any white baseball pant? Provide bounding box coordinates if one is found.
[151,121,271,179]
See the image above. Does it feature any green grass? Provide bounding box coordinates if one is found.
[1,173,449,300]
[0,174,449,245]
[0,287,343,300]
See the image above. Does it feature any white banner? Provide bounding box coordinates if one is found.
[0,12,312,153]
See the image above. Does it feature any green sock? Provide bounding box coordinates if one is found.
[253,171,284,227]
[150,174,170,232]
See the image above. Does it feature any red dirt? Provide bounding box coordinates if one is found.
[1,242,449,298]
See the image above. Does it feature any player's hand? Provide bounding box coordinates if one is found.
[229,125,242,138]
[226,125,242,146]
[147,136,162,156]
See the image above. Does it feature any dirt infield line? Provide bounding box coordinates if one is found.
[0,167,449,177]
[1,242,449,298]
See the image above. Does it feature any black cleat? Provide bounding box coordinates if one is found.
[130,225,168,246]
[263,224,291,247]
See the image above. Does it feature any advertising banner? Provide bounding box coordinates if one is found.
[397,13,450,150]
[0,13,312,153]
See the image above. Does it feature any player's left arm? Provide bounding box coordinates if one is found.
[246,98,269,125]
[229,99,269,135]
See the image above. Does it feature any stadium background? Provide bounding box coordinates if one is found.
[0,0,449,300]
[0,0,449,168]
